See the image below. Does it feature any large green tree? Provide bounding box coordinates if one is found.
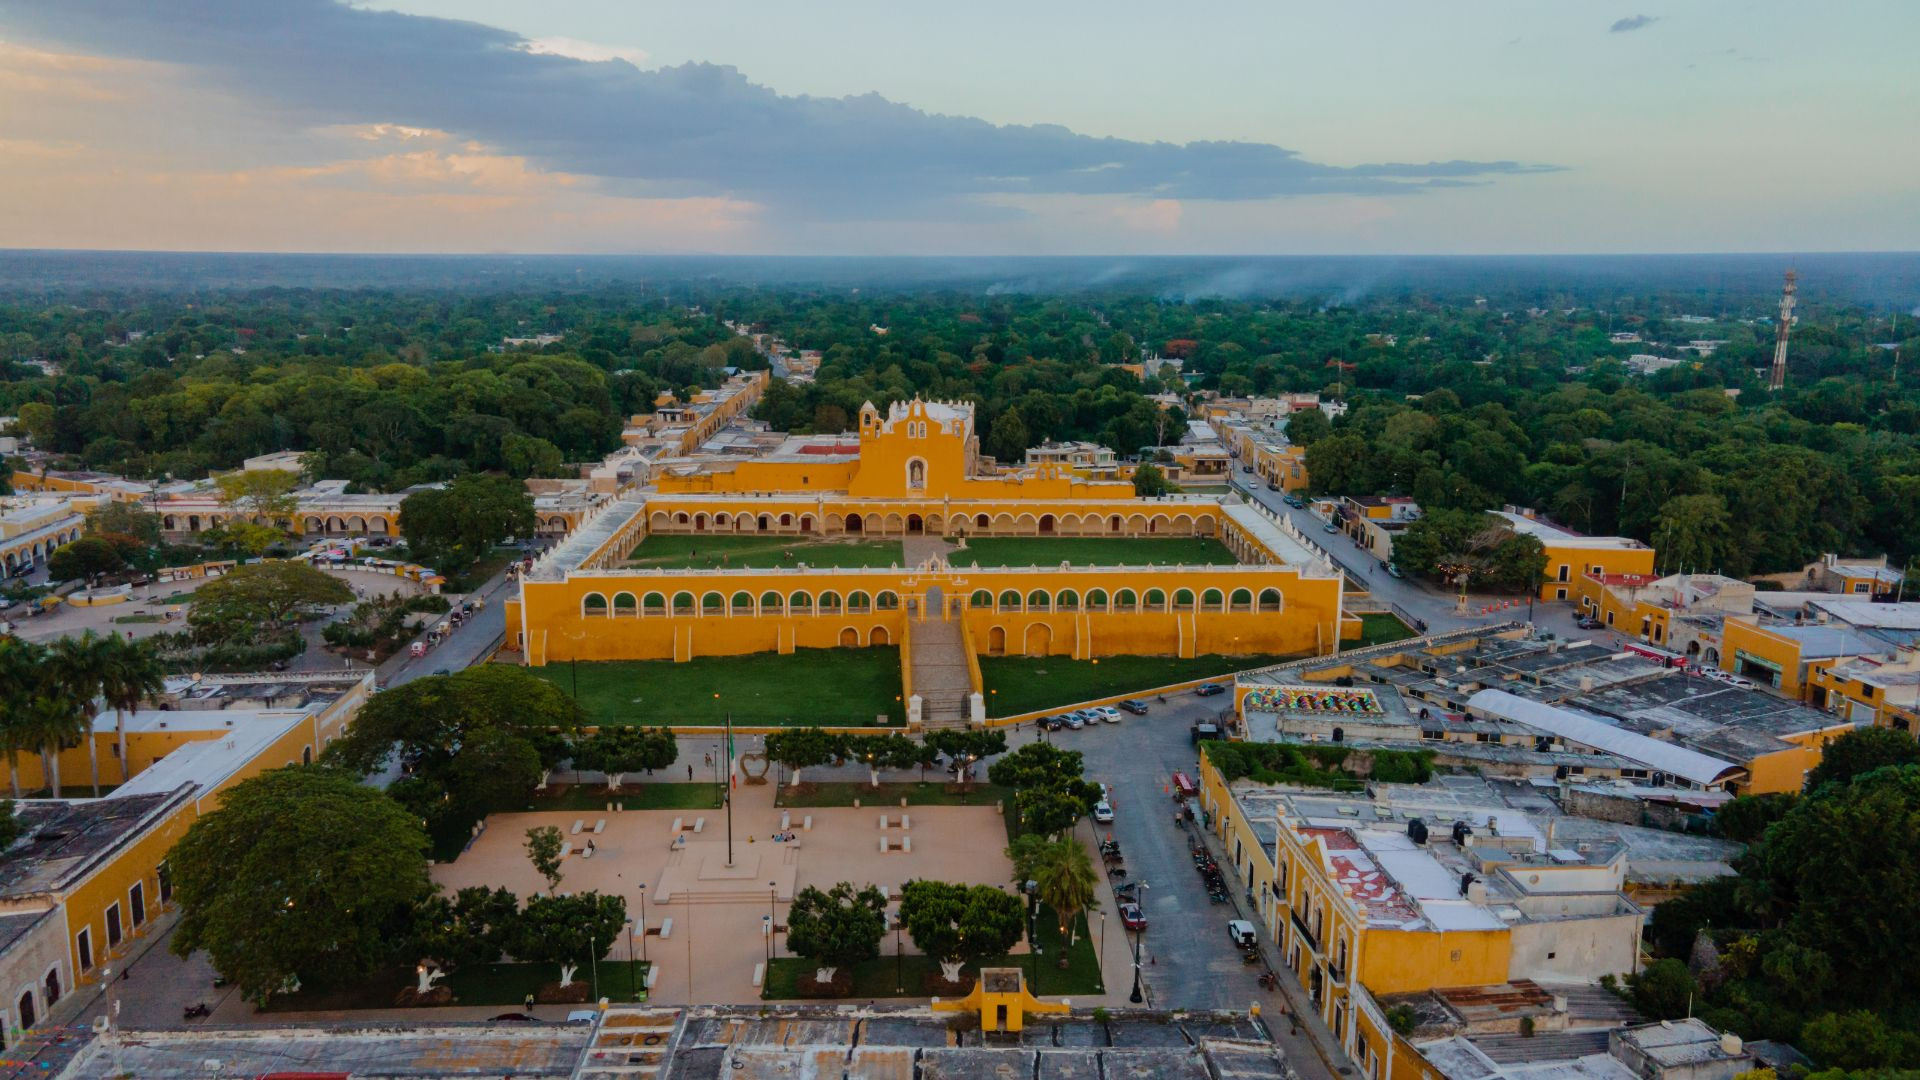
[407,886,519,993]
[508,892,627,990]
[1656,493,1736,573]
[399,473,535,569]
[187,561,353,646]
[46,537,123,583]
[572,726,678,791]
[1804,727,1920,791]
[899,879,1025,984]
[169,768,431,1002]
[784,881,888,983]
[765,727,846,788]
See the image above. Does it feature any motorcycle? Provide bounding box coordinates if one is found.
[1241,950,1261,966]
[1257,971,1279,990]
[1108,866,1127,879]
[183,1003,211,1021]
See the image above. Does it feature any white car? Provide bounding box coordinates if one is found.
[1093,801,1115,823]
[1227,920,1258,948]
[1698,668,1756,690]
[1094,705,1123,724]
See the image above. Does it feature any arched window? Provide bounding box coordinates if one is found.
[1057,590,1080,611]
[875,591,900,610]
[1173,589,1196,612]
[1201,589,1224,612]
[1116,589,1139,611]
[582,593,609,617]
[702,591,725,614]
[672,592,696,615]
[612,592,637,616]
[998,590,1023,612]
[1258,588,1284,613]
[847,591,872,613]
[789,591,813,614]
[731,591,756,616]
[643,592,667,616]
[761,591,784,614]
[1229,589,1254,612]
[1027,590,1051,612]
[971,590,994,609]
[1145,589,1168,611]
[818,591,843,613]
[1086,589,1109,612]
[674,512,689,525]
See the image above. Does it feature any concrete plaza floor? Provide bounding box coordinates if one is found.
[430,779,1039,1006]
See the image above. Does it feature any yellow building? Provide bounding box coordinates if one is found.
[511,399,1354,683]
[1491,511,1656,602]
[1196,754,1644,1076]
[0,496,92,578]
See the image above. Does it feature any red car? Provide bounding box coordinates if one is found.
[1119,902,1147,931]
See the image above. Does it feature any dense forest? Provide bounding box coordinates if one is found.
[2,272,1917,577]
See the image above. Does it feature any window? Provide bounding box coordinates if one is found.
[76,927,93,972]
[106,902,123,949]
[130,883,146,928]
[1449,949,1462,962]
[1421,729,1445,741]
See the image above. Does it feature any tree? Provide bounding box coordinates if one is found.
[0,639,41,799]
[43,633,112,796]
[46,537,123,582]
[215,468,301,530]
[1284,408,1332,447]
[1658,493,1735,573]
[784,881,888,984]
[525,825,566,894]
[85,500,162,547]
[987,742,1088,792]
[187,561,352,646]
[0,800,18,852]
[899,879,1025,983]
[169,768,431,1002]
[984,410,1029,463]
[1303,432,1371,495]
[923,729,1006,782]
[765,727,845,788]
[509,892,626,989]
[572,726,678,791]
[407,886,519,993]
[1799,1010,1920,1072]
[97,635,165,785]
[1007,835,1099,944]
[502,434,564,478]
[1130,462,1171,498]
[399,473,535,569]
[1805,728,1920,791]
[1628,957,1699,1020]
[1013,786,1097,836]
[847,733,919,787]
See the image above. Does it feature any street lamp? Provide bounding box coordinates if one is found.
[626,918,638,1002]
[763,915,773,968]
[769,882,779,959]
[1098,911,1107,993]
[636,884,648,964]
[894,912,904,994]
[1128,882,1149,1005]
[590,931,600,1004]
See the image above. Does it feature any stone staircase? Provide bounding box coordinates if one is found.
[910,613,974,731]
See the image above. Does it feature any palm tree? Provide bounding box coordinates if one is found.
[98,636,166,784]
[1008,835,1100,949]
[44,634,112,797]
[21,692,92,800]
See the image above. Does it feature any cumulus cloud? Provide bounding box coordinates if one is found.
[1609,14,1660,33]
[1,0,1559,225]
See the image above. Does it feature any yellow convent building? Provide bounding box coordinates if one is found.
[510,399,1354,720]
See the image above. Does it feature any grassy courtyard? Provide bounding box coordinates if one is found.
[530,648,906,726]
[980,652,1298,716]
[951,536,1239,568]
[622,534,905,570]
[761,909,1102,1000]
[1353,612,1417,647]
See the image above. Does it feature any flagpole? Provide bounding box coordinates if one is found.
[725,710,735,867]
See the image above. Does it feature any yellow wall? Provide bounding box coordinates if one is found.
[10,472,145,503]
[1542,544,1656,601]
[1742,724,1853,795]
[57,800,194,986]
[1719,618,1803,694]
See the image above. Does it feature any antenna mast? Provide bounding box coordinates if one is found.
[1768,269,1797,391]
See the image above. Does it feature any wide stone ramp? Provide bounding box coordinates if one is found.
[911,613,973,730]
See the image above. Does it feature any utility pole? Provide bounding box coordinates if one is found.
[1769,269,1797,392]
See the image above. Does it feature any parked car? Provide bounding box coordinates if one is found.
[1284,494,1307,509]
[1195,683,1228,697]
[1120,902,1148,931]
[1094,705,1122,724]
[1063,711,1087,730]
[1118,698,1150,715]
[1266,482,1281,491]
[1190,722,1223,745]
[1038,714,1065,732]
[490,1012,538,1023]
[1387,563,1404,579]
[1700,668,1756,689]
[1093,801,1115,823]
[1575,615,1603,630]
[1322,520,1339,532]
[1227,920,1257,948]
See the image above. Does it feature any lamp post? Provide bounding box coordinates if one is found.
[769,882,779,959]
[589,931,600,1004]
[763,915,772,968]
[626,918,638,1002]
[636,884,647,964]
[1128,882,1149,1004]
[1098,911,1107,993]
[894,914,904,994]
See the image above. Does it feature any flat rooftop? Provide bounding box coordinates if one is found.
[54,1022,593,1078]
[111,715,307,800]
[0,790,192,899]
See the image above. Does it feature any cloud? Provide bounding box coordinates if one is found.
[0,0,1559,226]
[1609,14,1659,33]
[520,36,648,68]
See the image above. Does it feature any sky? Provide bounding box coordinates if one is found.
[0,0,1915,256]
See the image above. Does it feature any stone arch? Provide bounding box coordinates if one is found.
[163,515,178,531]
[582,592,609,617]
[1024,623,1053,656]
[826,513,845,534]
[1015,513,1037,534]
[672,591,696,615]
[1110,514,1124,534]
[883,513,904,535]
[971,589,994,609]
[731,591,756,616]
[975,513,991,530]
[757,514,772,531]
[865,513,884,534]
[702,591,726,614]
[840,626,860,647]
[800,515,815,532]
[1258,588,1284,613]
[925,513,944,534]
[1173,589,1196,612]
[845,514,863,534]
[992,513,1016,534]
[304,516,323,533]
[1057,589,1080,611]
[1026,589,1051,612]
[847,591,872,613]
[818,590,843,614]
[650,511,671,530]
[1145,588,1168,611]
[998,589,1023,612]
[1126,513,1147,535]
[1086,588,1110,612]
[1229,588,1254,612]
[674,512,690,526]
[714,512,731,528]
[1116,588,1139,611]
[1038,513,1056,535]
[788,590,813,614]
[869,626,890,646]
[907,513,924,534]
[780,513,793,528]
[760,591,784,615]
[907,458,928,491]
[694,513,709,531]
[876,591,900,610]
[643,592,667,616]
[1201,588,1225,612]
[344,515,365,532]
[612,592,638,617]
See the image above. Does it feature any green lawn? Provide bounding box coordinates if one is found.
[110,613,165,625]
[952,536,1239,568]
[523,783,722,812]
[774,781,1014,808]
[622,534,905,570]
[761,909,1101,1000]
[1353,612,1417,647]
[980,653,1297,716]
[531,648,906,726]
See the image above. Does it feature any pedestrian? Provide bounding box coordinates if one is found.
[524,992,535,1012]
[687,764,694,781]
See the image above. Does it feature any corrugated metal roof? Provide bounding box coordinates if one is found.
[1466,689,1743,788]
